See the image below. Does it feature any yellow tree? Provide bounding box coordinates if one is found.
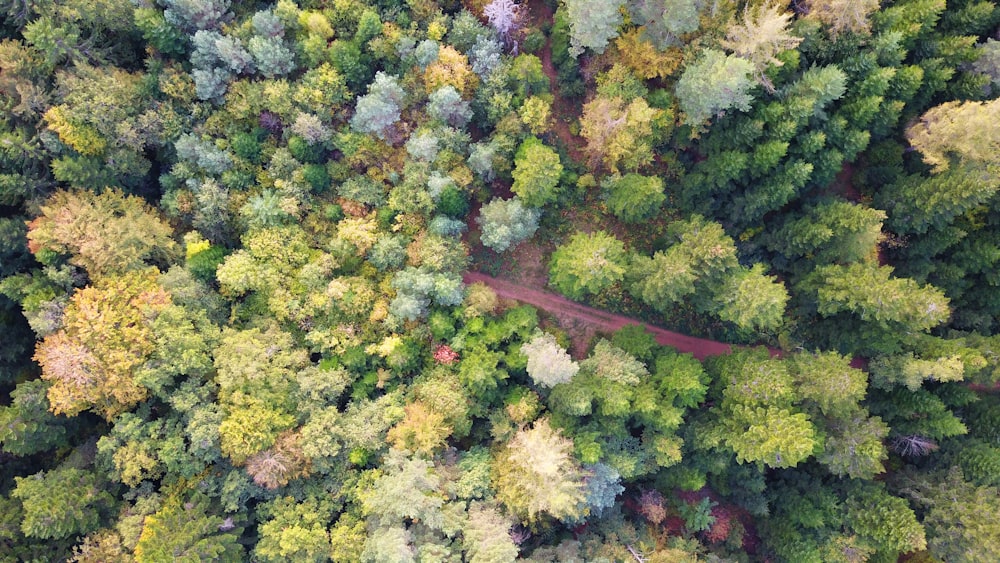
[26,189,177,278]
[580,96,660,172]
[34,269,171,419]
[906,98,1000,173]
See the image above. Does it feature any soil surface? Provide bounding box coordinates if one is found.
[524,0,587,163]
[464,271,738,360]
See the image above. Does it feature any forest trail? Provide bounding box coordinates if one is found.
[524,0,587,163]
[465,272,877,369]
[464,271,739,360]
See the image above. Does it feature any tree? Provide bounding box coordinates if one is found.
[34,269,171,419]
[974,39,1000,88]
[351,72,405,141]
[896,468,1000,562]
[361,449,445,528]
[463,502,519,562]
[427,85,472,128]
[12,467,113,540]
[483,0,521,43]
[549,231,628,300]
[26,189,177,278]
[876,166,998,235]
[511,137,563,207]
[580,96,660,172]
[806,0,880,36]
[424,46,477,95]
[0,379,69,456]
[627,216,739,312]
[254,496,330,563]
[477,197,540,253]
[161,0,232,32]
[789,352,868,417]
[701,349,819,469]
[248,35,295,77]
[386,402,452,456]
[564,0,625,57]
[676,49,756,130]
[603,174,665,223]
[844,483,926,555]
[521,330,579,388]
[492,418,588,522]
[819,410,889,479]
[720,0,802,91]
[134,492,243,563]
[905,98,1000,173]
[713,264,788,331]
[246,431,310,489]
[805,263,951,332]
[626,0,702,48]
[764,200,886,264]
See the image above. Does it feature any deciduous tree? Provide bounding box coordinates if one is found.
[676,49,756,130]
[492,418,587,522]
[477,197,540,253]
[549,231,628,300]
[26,189,177,278]
[511,137,563,207]
[521,330,579,388]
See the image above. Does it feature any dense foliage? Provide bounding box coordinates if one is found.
[1,0,1000,561]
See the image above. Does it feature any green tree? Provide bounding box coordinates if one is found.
[477,197,541,253]
[603,174,665,223]
[361,449,445,528]
[12,467,113,540]
[549,231,628,300]
[700,348,819,469]
[134,492,243,563]
[896,468,1000,562]
[627,216,738,312]
[254,496,331,563]
[564,0,625,57]
[764,200,886,264]
[676,49,756,130]
[844,483,926,555]
[0,379,69,456]
[804,263,951,332]
[511,137,563,207]
[713,264,788,331]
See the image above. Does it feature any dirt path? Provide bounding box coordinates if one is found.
[524,0,587,163]
[464,271,738,360]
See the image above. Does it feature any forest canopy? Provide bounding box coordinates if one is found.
[2,0,1000,561]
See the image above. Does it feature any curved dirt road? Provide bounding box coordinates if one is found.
[463,272,736,360]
